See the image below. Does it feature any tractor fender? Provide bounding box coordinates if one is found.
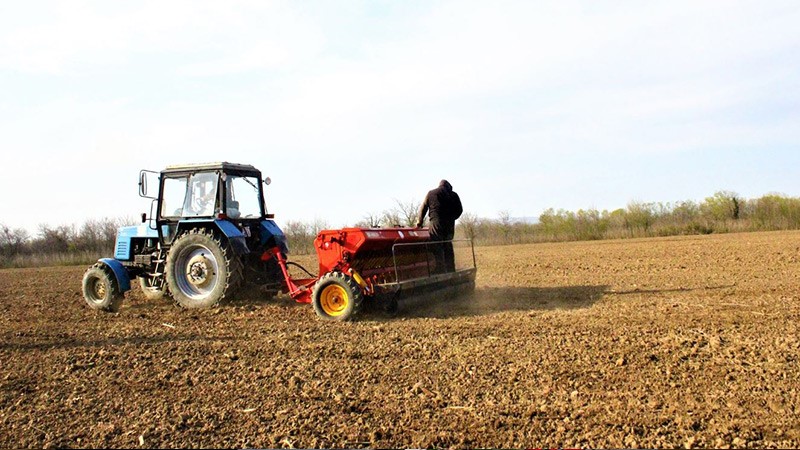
[213,220,249,255]
[260,219,289,254]
[97,258,132,293]
[174,220,250,255]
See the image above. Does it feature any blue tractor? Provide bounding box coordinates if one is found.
[81,162,288,312]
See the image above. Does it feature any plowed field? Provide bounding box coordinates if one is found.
[2,231,799,449]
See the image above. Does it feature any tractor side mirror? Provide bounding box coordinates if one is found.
[139,172,147,196]
[264,176,272,186]
[139,170,159,199]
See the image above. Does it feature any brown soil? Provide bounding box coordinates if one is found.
[1,231,799,449]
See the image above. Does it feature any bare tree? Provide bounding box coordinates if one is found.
[498,210,513,243]
[35,224,75,253]
[282,220,314,254]
[100,218,123,247]
[380,209,404,228]
[394,199,421,227]
[624,201,654,236]
[357,212,382,228]
[0,224,30,256]
[311,218,329,235]
[78,219,102,252]
[457,212,479,241]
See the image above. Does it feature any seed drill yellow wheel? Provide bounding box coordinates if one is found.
[320,284,349,316]
[312,271,363,321]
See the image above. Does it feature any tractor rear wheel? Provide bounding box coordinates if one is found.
[312,271,363,321]
[166,229,242,309]
[82,263,124,312]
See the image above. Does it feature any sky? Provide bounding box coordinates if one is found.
[1,0,799,234]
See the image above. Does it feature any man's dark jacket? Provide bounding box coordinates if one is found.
[417,180,463,239]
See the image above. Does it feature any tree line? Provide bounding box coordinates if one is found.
[458,191,800,246]
[2,191,800,267]
[0,217,133,268]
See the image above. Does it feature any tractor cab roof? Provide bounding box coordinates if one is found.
[161,162,261,176]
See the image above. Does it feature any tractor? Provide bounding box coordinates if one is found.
[82,162,476,320]
[81,162,287,312]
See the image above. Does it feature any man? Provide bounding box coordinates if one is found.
[416,180,463,273]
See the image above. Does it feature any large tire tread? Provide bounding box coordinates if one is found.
[166,228,242,309]
[311,271,364,321]
[82,263,124,313]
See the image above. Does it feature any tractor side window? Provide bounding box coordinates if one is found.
[185,172,219,217]
[226,176,262,219]
[161,177,189,218]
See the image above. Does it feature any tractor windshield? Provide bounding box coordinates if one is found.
[161,172,220,218]
[224,175,262,219]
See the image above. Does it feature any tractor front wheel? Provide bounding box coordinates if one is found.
[82,263,124,312]
[311,271,364,321]
[166,229,242,308]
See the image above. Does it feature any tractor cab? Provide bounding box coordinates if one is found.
[136,162,286,253]
[148,160,288,269]
[157,162,268,224]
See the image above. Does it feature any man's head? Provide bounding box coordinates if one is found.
[439,179,452,191]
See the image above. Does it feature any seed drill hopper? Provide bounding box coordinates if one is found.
[268,227,477,320]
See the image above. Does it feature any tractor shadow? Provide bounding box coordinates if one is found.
[385,285,609,319]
